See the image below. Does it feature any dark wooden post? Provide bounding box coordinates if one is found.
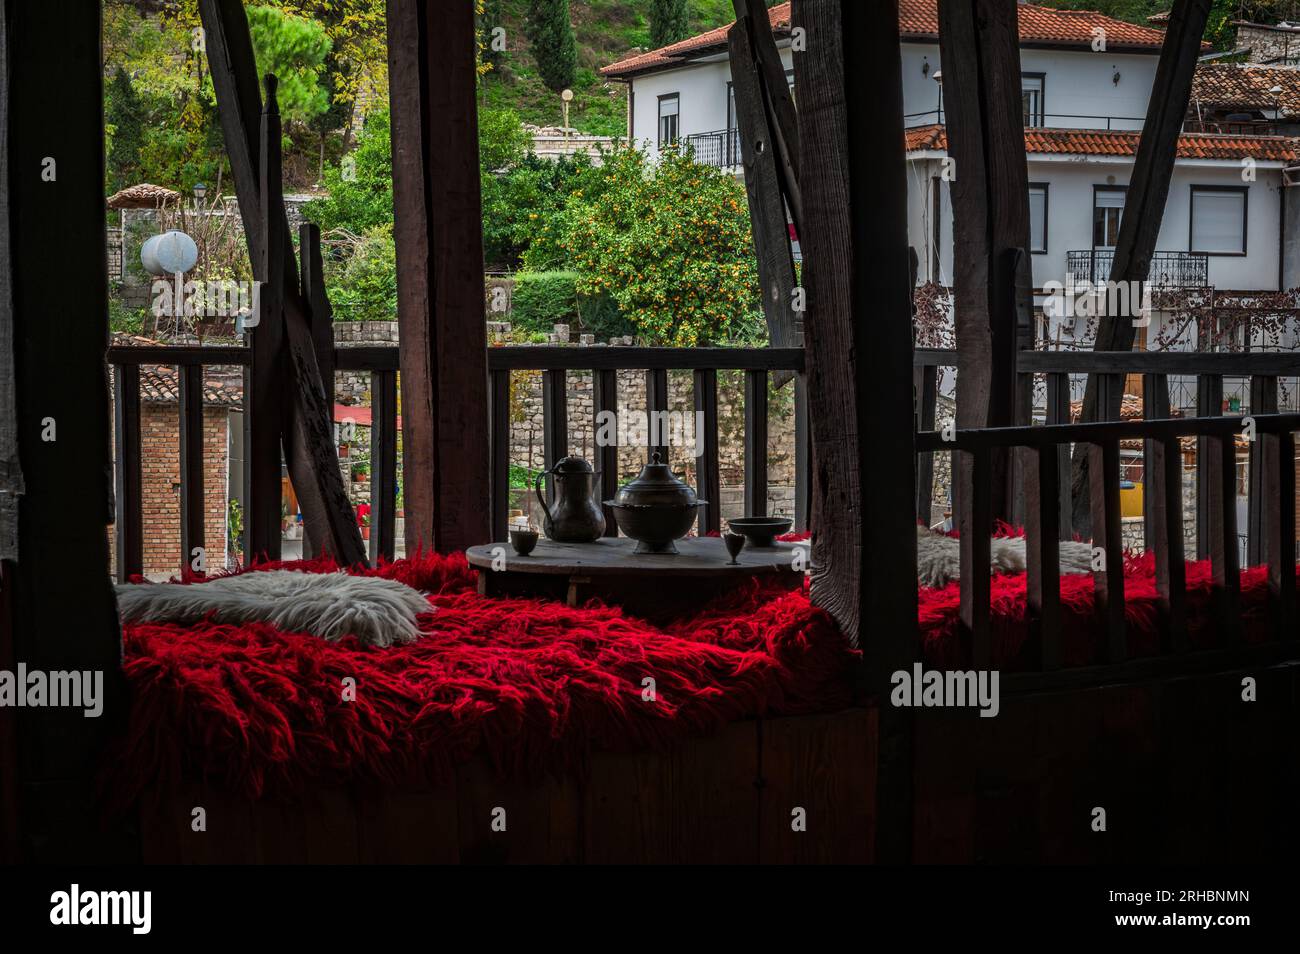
[795,0,918,863]
[1069,0,1212,532]
[937,0,1033,523]
[388,0,491,554]
[1,0,132,862]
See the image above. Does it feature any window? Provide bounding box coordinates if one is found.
[1028,184,1048,254]
[658,94,680,148]
[1093,188,1126,248]
[1190,186,1247,255]
[1022,73,1045,126]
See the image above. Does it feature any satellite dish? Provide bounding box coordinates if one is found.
[140,230,199,276]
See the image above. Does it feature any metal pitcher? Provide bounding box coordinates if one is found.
[535,456,606,542]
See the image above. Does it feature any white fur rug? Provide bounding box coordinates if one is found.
[115,570,431,647]
[916,526,1095,589]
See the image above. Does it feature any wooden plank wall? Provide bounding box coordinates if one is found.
[138,655,1300,864]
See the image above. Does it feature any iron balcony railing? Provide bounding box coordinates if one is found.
[685,127,742,168]
[1065,250,1210,288]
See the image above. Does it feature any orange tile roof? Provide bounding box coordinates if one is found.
[904,123,1300,161]
[603,2,1169,79]
[1192,63,1300,118]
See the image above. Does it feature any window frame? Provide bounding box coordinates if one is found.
[1022,72,1046,127]
[1028,182,1049,254]
[1092,184,1128,250]
[657,92,680,149]
[1188,184,1249,257]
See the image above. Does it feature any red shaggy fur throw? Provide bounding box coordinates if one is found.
[108,544,1285,805]
[109,551,856,805]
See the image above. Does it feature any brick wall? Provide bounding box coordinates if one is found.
[137,403,231,577]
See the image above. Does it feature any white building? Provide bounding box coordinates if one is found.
[602,2,1300,357]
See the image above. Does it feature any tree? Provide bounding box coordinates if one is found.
[301,108,392,233]
[650,0,691,48]
[247,4,331,125]
[106,67,146,192]
[525,0,577,93]
[535,147,764,346]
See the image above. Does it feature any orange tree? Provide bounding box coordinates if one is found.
[527,145,764,346]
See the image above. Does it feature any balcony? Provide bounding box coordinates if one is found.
[1064,250,1209,288]
[684,127,742,169]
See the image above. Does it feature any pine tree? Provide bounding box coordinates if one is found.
[106,67,144,192]
[650,0,691,48]
[525,0,577,93]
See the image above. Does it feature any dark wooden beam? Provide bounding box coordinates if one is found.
[1069,0,1212,532]
[727,12,799,355]
[731,0,802,231]
[937,0,1034,523]
[387,0,491,554]
[795,0,918,863]
[3,0,132,862]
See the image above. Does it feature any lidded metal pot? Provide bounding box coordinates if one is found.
[605,453,705,554]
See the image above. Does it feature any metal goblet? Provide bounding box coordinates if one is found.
[723,530,746,565]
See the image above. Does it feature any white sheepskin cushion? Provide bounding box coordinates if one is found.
[115,570,431,647]
[916,526,1095,589]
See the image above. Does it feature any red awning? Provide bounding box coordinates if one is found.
[334,404,402,429]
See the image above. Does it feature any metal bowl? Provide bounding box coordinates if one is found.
[605,501,704,554]
[726,517,793,548]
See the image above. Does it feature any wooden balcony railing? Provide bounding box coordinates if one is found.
[914,347,1300,684]
[107,342,807,579]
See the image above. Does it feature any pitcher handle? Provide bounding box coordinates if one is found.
[534,466,552,522]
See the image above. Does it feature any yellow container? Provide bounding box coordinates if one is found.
[1119,482,1143,518]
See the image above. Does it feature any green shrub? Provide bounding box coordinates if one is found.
[511,271,634,340]
[327,225,397,322]
[510,271,580,332]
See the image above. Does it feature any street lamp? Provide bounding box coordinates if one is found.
[932,70,943,125]
[561,88,573,146]
[192,181,207,212]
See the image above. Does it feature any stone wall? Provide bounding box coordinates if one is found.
[332,320,800,528]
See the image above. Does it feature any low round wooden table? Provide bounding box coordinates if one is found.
[466,536,806,620]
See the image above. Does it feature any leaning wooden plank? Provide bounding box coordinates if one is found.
[727,16,799,355]
[387,0,492,554]
[732,0,801,231]
[1069,0,1213,532]
[199,1,365,566]
[794,0,917,865]
[261,79,366,567]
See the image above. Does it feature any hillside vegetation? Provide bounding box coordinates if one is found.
[480,0,756,137]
